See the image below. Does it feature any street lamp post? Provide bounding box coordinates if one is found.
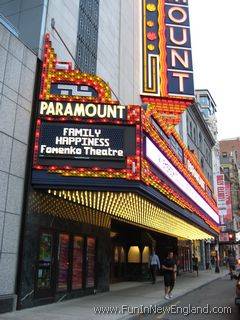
[215,241,220,273]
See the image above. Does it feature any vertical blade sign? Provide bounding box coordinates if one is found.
[141,0,194,98]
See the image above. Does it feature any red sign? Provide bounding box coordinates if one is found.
[219,232,229,242]
[216,174,226,215]
[224,180,233,222]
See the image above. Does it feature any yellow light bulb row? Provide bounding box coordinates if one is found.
[46,189,214,240]
[30,191,111,228]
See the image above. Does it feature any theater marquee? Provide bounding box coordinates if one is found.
[31,34,219,236]
[141,0,194,98]
[32,34,140,180]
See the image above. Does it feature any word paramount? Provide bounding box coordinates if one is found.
[39,101,126,119]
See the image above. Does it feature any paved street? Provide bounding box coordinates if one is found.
[143,275,239,320]
[0,269,231,320]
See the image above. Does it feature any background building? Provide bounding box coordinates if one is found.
[219,139,240,260]
[181,103,215,187]
[179,89,219,270]
[195,89,220,197]
[219,138,240,164]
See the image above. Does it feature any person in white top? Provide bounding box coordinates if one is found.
[149,248,160,284]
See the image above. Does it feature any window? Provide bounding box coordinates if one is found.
[199,133,202,149]
[170,135,184,162]
[222,152,227,158]
[210,102,215,115]
[199,95,210,106]
[223,167,230,177]
[206,148,208,161]
[202,108,211,118]
[190,122,192,137]
[207,187,213,199]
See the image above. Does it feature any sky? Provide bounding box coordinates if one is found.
[188,0,239,140]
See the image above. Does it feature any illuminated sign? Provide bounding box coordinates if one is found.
[187,159,205,190]
[39,101,127,120]
[223,180,233,223]
[216,174,227,216]
[32,35,141,181]
[141,0,194,98]
[38,122,130,161]
[146,137,219,223]
[219,232,229,242]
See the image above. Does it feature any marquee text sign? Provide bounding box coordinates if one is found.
[38,122,125,160]
[216,174,227,216]
[32,34,141,182]
[141,0,194,98]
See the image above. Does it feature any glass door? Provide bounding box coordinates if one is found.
[72,236,84,290]
[57,233,85,292]
[57,233,70,291]
[36,232,54,297]
[86,237,96,288]
[36,230,96,297]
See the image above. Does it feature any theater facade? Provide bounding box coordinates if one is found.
[16,31,219,309]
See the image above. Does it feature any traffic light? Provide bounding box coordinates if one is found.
[229,233,235,241]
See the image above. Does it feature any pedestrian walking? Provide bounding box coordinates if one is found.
[192,255,199,276]
[149,248,160,284]
[162,251,177,299]
[227,253,236,280]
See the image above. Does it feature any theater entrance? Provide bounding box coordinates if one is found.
[110,220,154,283]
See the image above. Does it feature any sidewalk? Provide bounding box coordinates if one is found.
[0,268,229,320]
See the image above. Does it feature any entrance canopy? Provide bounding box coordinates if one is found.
[31,190,215,241]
